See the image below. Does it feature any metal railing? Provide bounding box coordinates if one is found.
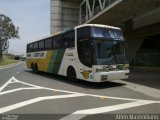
[79,0,119,24]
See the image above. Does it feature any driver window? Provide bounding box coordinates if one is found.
[78,41,93,67]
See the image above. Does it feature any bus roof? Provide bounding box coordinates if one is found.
[27,24,121,44]
[27,35,53,44]
[75,24,121,30]
[27,28,76,44]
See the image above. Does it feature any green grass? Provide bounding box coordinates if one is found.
[0,56,19,66]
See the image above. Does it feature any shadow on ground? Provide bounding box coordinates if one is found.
[25,70,126,89]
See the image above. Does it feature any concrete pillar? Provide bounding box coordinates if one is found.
[50,0,79,34]
[50,0,62,34]
[126,38,144,63]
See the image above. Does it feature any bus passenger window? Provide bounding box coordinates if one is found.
[34,42,38,51]
[53,36,64,49]
[63,30,75,48]
[39,40,44,50]
[45,38,52,49]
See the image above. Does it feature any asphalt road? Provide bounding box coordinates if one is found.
[124,71,160,89]
[0,62,160,120]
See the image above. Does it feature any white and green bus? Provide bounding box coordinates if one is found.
[26,24,129,82]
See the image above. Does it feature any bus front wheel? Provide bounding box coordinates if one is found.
[31,63,38,73]
[67,67,76,81]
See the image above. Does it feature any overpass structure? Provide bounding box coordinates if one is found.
[50,0,160,67]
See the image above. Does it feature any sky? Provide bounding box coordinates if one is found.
[0,0,50,55]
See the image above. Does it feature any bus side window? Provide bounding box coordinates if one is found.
[53,36,64,49]
[38,40,44,51]
[77,27,92,67]
[28,43,34,52]
[45,38,52,49]
[63,30,75,48]
[27,44,30,52]
[77,27,90,40]
[34,42,38,52]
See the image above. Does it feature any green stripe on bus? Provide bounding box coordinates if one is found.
[48,50,58,72]
[48,49,65,74]
[52,49,65,74]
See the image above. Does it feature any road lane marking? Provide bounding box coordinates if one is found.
[11,77,160,103]
[60,101,155,120]
[0,77,21,92]
[0,87,43,96]
[7,78,19,84]
[0,77,14,92]
[0,76,160,115]
[12,77,43,88]
[0,62,23,70]
[9,81,17,84]
[116,80,160,99]
[100,96,107,99]
[0,93,86,114]
[39,87,160,103]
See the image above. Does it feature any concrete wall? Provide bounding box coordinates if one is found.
[133,7,160,29]
[50,0,79,34]
[126,7,160,62]
[126,38,144,62]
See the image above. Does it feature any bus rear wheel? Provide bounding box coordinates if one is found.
[31,63,34,72]
[31,63,38,73]
[33,64,39,73]
[67,67,76,81]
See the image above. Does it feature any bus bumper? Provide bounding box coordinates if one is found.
[93,70,129,82]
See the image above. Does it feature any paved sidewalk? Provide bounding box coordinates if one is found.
[123,71,160,90]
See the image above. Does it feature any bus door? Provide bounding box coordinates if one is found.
[77,39,94,81]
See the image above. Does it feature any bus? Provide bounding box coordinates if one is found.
[26,24,129,82]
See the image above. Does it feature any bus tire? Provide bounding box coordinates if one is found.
[31,63,34,72]
[67,66,76,81]
[34,63,39,73]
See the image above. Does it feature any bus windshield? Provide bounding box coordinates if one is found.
[94,40,128,65]
[91,27,124,40]
[91,27,128,65]
[77,26,129,66]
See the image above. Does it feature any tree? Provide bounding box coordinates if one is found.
[0,14,19,61]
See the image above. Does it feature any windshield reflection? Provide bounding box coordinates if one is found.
[94,39,128,65]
